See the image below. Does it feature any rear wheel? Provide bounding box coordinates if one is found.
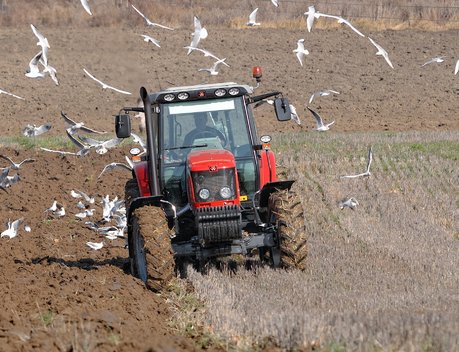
[268,188,308,270]
[130,206,175,292]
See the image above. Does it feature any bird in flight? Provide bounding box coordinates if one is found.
[289,104,301,125]
[368,37,394,69]
[83,68,132,95]
[80,0,92,15]
[303,5,317,32]
[22,123,52,137]
[293,39,309,66]
[307,107,335,131]
[61,111,106,135]
[98,161,133,179]
[247,8,261,26]
[198,58,228,76]
[421,56,446,67]
[309,89,340,104]
[1,218,24,239]
[141,34,160,48]
[315,12,365,37]
[339,197,359,210]
[184,46,230,67]
[187,16,208,54]
[30,24,50,66]
[0,155,35,170]
[0,88,25,100]
[340,146,373,179]
[131,4,174,30]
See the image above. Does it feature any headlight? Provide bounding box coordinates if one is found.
[198,188,210,200]
[219,186,232,199]
[214,88,226,97]
[163,93,175,101]
[177,92,189,100]
[228,87,240,96]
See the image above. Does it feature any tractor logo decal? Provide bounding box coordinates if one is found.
[209,165,218,172]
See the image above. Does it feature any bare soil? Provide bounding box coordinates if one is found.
[1,26,458,351]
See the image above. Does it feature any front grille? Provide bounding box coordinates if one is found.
[195,205,242,245]
[192,168,236,202]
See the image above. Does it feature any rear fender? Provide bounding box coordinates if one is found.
[258,180,295,208]
[258,149,277,188]
[133,161,151,197]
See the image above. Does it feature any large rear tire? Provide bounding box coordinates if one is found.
[131,205,175,292]
[268,188,308,270]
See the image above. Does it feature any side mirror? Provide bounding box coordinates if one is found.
[115,114,131,138]
[274,98,292,122]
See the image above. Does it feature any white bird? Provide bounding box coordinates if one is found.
[198,58,227,76]
[25,51,45,79]
[78,135,123,155]
[187,16,208,54]
[40,147,81,157]
[253,98,274,109]
[368,37,394,69]
[71,189,95,204]
[42,62,59,86]
[65,130,92,156]
[340,146,373,179]
[309,89,340,104]
[61,111,106,135]
[455,59,459,75]
[293,39,309,66]
[22,123,52,137]
[1,218,24,238]
[289,104,301,125]
[315,12,365,37]
[131,4,174,30]
[80,0,92,15]
[86,241,104,250]
[271,0,279,7]
[303,5,317,32]
[98,162,133,179]
[0,88,25,100]
[24,225,31,232]
[246,8,260,26]
[307,107,335,131]
[339,197,359,210]
[46,200,66,218]
[141,34,160,48]
[30,24,50,66]
[0,155,35,170]
[183,46,230,67]
[130,132,147,154]
[83,68,132,95]
[421,56,446,67]
[75,208,95,220]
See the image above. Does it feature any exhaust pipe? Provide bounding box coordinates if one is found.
[140,87,160,196]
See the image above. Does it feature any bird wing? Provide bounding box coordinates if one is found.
[61,111,77,126]
[307,107,324,127]
[102,137,123,149]
[455,59,459,75]
[0,155,14,167]
[194,16,202,32]
[271,0,279,7]
[36,124,52,135]
[337,17,365,37]
[131,5,150,24]
[151,22,174,31]
[80,125,107,134]
[289,104,301,125]
[105,84,132,95]
[30,24,50,48]
[98,162,132,179]
[11,218,24,232]
[0,88,25,100]
[78,135,101,146]
[80,0,92,15]
[66,130,87,149]
[142,35,160,47]
[366,146,373,173]
[83,68,106,88]
[28,51,43,74]
[249,8,259,23]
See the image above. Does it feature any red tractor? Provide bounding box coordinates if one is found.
[115,68,307,291]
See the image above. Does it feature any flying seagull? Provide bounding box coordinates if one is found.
[187,16,208,54]
[271,0,279,7]
[78,135,123,155]
[141,34,160,48]
[303,5,317,32]
[293,39,309,66]
[307,107,335,131]
[65,130,92,156]
[25,51,45,79]
[80,0,92,15]
[289,104,301,125]
[198,58,227,76]
[86,241,104,250]
[1,218,24,239]
[309,89,340,104]
[22,123,52,137]
[98,161,133,179]
[339,197,359,210]
[340,146,373,179]
[83,68,131,95]
[315,12,365,37]
[131,4,174,30]
[61,111,106,135]
[30,24,50,66]
[368,37,394,69]
[184,46,230,67]
[0,88,25,100]
[421,56,446,67]
[0,155,35,170]
[247,8,260,26]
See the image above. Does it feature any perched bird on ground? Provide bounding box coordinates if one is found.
[61,111,106,135]
[83,68,132,95]
[141,34,160,48]
[80,0,92,15]
[86,241,104,250]
[339,197,359,210]
[187,16,208,54]
[246,8,260,26]
[421,56,446,67]
[307,107,335,131]
[309,89,340,104]
[1,218,24,238]
[0,88,25,100]
[293,39,309,66]
[22,123,52,137]
[46,200,65,218]
[0,155,35,170]
[340,146,373,179]
[71,189,95,204]
[131,4,174,30]
[368,37,394,69]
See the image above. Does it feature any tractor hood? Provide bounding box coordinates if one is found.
[187,149,236,172]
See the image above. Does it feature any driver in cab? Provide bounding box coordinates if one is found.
[182,112,226,147]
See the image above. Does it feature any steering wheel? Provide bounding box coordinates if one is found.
[190,129,227,147]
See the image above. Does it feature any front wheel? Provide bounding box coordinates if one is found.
[268,188,308,270]
[130,205,175,292]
